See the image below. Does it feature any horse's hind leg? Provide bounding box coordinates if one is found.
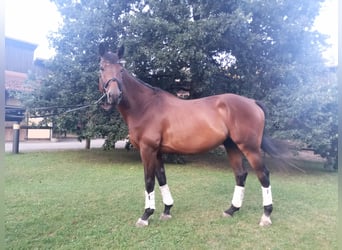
[243,148,273,226]
[155,155,174,220]
[223,138,248,217]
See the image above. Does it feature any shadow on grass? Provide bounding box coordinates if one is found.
[75,148,333,177]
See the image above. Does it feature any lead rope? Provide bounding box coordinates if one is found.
[28,93,107,118]
[63,93,107,114]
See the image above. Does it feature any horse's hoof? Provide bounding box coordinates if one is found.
[259,214,272,226]
[222,212,233,218]
[160,213,172,221]
[135,218,149,227]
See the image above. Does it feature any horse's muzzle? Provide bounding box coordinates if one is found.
[103,78,123,107]
[106,90,122,106]
[100,92,120,111]
[101,102,113,111]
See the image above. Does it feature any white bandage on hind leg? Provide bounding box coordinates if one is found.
[159,184,174,206]
[261,186,272,206]
[145,191,156,210]
[231,185,245,208]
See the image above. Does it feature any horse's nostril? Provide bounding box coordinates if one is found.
[107,93,112,104]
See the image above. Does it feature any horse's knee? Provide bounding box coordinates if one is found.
[235,171,248,186]
[145,177,155,192]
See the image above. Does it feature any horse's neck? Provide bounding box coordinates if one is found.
[118,72,157,123]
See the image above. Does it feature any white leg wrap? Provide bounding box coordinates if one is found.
[262,186,272,206]
[145,191,155,210]
[231,185,245,208]
[159,184,174,206]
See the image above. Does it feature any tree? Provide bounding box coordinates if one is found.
[121,0,337,167]
[22,0,336,168]
[265,67,338,169]
[23,0,133,145]
[122,0,327,98]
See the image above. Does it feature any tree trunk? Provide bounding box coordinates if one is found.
[85,138,91,149]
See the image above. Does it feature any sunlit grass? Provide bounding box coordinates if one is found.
[5,150,337,249]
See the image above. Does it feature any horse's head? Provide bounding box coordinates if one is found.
[99,43,125,109]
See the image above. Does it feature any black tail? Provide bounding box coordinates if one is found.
[261,136,305,173]
[261,136,288,158]
[256,100,305,172]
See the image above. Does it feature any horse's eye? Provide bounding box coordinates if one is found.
[100,67,104,71]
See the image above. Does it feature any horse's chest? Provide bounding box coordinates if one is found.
[128,123,165,150]
[127,132,140,149]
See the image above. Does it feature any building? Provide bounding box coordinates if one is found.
[5,37,51,141]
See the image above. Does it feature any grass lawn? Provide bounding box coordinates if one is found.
[5,150,337,249]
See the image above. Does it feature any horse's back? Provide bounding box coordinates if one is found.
[157,93,265,154]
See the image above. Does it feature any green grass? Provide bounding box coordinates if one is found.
[5,150,337,249]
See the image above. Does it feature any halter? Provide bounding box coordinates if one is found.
[103,77,123,105]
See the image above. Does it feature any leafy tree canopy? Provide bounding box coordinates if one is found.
[22,0,337,168]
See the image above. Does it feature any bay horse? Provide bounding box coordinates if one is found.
[98,44,281,227]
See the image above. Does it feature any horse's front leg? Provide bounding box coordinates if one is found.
[136,171,156,227]
[135,145,158,227]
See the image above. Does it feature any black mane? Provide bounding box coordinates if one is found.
[136,77,161,93]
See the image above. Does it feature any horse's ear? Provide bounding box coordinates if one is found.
[99,42,107,57]
[117,45,125,59]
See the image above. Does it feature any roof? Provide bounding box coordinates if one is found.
[5,37,37,50]
[5,36,38,92]
[5,70,31,92]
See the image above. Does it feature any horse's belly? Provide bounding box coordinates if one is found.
[161,125,227,154]
[163,142,222,154]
